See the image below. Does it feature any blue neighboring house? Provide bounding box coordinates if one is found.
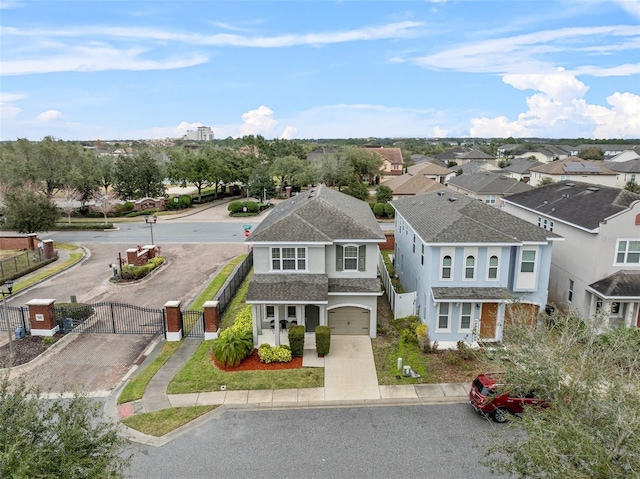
[392,189,562,348]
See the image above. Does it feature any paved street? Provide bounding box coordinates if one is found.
[128,404,501,479]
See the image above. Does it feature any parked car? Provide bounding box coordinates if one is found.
[469,373,547,423]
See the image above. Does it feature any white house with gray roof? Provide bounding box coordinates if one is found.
[446,172,533,206]
[503,181,640,328]
[392,189,560,348]
[246,185,385,346]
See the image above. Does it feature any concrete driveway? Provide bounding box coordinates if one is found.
[324,336,380,401]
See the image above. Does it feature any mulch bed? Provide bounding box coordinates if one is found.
[212,349,302,372]
[0,333,64,367]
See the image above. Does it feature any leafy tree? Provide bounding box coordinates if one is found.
[624,180,640,193]
[58,187,82,224]
[342,177,370,201]
[247,163,276,201]
[0,375,132,478]
[538,177,555,187]
[67,149,101,208]
[375,185,393,203]
[205,147,234,194]
[113,150,166,199]
[343,146,383,183]
[482,315,640,479]
[91,190,119,224]
[578,147,604,161]
[96,155,116,193]
[1,188,60,233]
[168,147,212,201]
[270,155,313,189]
[313,153,353,191]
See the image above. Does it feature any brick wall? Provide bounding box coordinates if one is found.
[379,233,395,250]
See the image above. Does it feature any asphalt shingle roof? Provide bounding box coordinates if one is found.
[529,156,617,175]
[248,185,385,243]
[328,278,381,294]
[606,159,640,173]
[432,287,511,301]
[392,189,559,244]
[504,158,544,174]
[588,270,640,298]
[447,172,533,195]
[247,274,329,302]
[503,181,640,230]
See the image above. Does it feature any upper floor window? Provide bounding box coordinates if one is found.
[616,240,640,264]
[485,195,496,205]
[336,245,366,272]
[464,256,475,279]
[441,255,452,280]
[271,247,306,271]
[488,255,499,279]
[520,250,536,273]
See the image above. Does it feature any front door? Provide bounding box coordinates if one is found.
[480,303,498,340]
[305,305,319,333]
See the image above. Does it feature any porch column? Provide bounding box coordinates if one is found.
[251,304,260,346]
[274,305,282,346]
[164,300,182,342]
[203,300,220,341]
[319,305,327,327]
[26,299,58,337]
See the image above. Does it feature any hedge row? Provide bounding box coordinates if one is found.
[120,256,165,280]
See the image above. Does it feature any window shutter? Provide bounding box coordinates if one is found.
[358,245,366,272]
[336,245,343,271]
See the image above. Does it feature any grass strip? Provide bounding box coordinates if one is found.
[118,341,182,404]
[188,254,247,312]
[12,251,83,294]
[122,405,218,437]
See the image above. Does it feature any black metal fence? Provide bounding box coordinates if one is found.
[182,310,204,338]
[54,302,165,335]
[0,250,44,283]
[0,305,30,332]
[213,250,253,318]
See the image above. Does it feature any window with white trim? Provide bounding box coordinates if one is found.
[568,279,574,302]
[611,302,621,316]
[266,305,275,319]
[421,244,425,266]
[287,306,297,320]
[485,195,496,204]
[464,255,475,279]
[271,247,306,271]
[459,303,472,330]
[441,255,452,280]
[413,234,416,253]
[520,250,536,273]
[336,245,366,271]
[616,240,640,264]
[488,255,498,279]
[437,303,450,331]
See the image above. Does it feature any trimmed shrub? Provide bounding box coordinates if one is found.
[212,328,253,367]
[228,201,243,214]
[315,325,331,356]
[375,185,393,203]
[55,302,94,322]
[120,256,164,280]
[372,203,384,217]
[124,209,161,218]
[383,203,395,218]
[115,202,135,215]
[288,325,305,358]
[258,344,292,363]
[245,201,260,213]
[53,223,115,230]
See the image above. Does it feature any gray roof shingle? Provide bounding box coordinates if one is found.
[432,287,511,301]
[503,181,640,230]
[392,189,559,244]
[328,278,381,294]
[248,185,385,243]
[588,270,640,298]
[447,172,533,195]
[247,274,329,302]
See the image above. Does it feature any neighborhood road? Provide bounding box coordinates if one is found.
[128,403,501,479]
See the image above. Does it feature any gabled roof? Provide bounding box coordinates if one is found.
[248,274,329,302]
[588,271,640,299]
[447,172,533,195]
[381,173,446,196]
[605,159,640,173]
[452,161,500,175]
[392,189,559,244]
[407,162,453,176]
[458,149,496,160]
[529,156,617,175]
[367,147,403,165]
[248,184,384,243]
[503,181,640,230]
[504,157,544,174]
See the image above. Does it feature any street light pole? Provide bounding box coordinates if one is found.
[144,214,158,245]
[1,280,15,360]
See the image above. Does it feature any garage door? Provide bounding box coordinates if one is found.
[328,307,370,335]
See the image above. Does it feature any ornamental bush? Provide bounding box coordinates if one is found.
[245,201,260,213]
[383,203,395,218]
[228,201,243,214]
[258,344,292,363]
[288,325,305,358]
[120,256,164,280]
[372,203,384,217]
[315,325,331,356]
[211,305,254,367]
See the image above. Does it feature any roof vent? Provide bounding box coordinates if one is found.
[586,186,599,192]
[566,182,576,187]
[437,191,446,196]
[448,197,458,202]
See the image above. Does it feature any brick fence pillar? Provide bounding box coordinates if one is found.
[126,248,138,266]
[285,186,292,198]
[42,239,55,259]
[164,300,182,341]
[26,299,58,336]
[203,301,220,340]
[27,233,37,250]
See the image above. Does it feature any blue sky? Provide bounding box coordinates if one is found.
[1,0,639,141]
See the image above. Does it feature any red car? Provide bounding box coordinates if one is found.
[469,373,546,423]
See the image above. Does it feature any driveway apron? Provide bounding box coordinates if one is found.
[323,336,380,401]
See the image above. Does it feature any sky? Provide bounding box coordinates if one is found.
[1,0,639,141]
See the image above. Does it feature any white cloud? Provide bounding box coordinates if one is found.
[432,125,448,138]
[280,126,298,140]
[0,103,21,120]
[612,0,640,19]
[0,92,27,102]
[469,72,640,138]
[36,109,62,121]
[240,106,278,136]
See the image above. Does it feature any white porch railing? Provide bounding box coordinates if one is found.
[378,253,416,319]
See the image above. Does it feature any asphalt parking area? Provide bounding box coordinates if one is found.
[13,333,155,396]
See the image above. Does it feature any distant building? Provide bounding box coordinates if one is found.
[184,126,215,141]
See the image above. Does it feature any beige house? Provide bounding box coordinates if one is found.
[528,156,619,187]
[366,146,404,177]
[503,181,640,327]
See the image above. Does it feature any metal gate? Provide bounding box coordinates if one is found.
[54,302,165,335]
[0,305,30,333]
[182,310,204,338]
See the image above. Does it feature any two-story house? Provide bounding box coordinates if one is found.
[503,181,640,328]
[392,189,560,348]
[246,185,385,346]
[446,172,532,207]
[528,156,619,187]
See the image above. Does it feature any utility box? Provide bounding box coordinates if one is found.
[63,317,74,333]
[15,327,25,340]
[402,365,411,377]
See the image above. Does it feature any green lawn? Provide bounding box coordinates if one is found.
[122,405,218,437]
[188,254,247,312]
